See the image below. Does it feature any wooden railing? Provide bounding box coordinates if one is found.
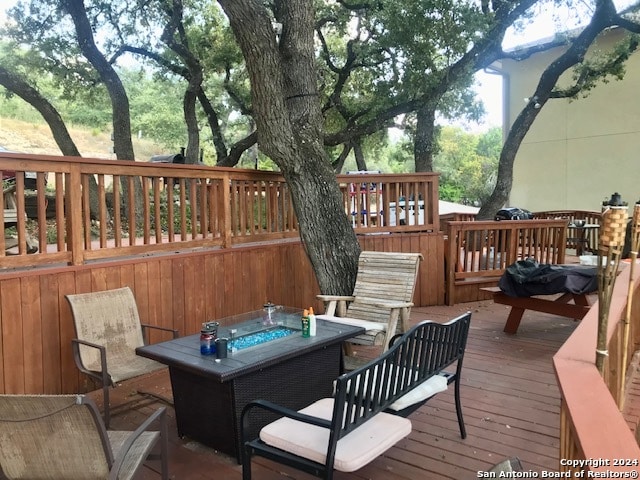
[1,153,299,269]
[1,153,440,269]
[336,172,440,234]
[445,219,568,304]
[439,211,478,226]
[554,262,640,475]
[534,209,602,255]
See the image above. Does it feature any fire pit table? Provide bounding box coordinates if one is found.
[136,307,364,462]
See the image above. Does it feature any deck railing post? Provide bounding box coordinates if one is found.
[445,221,458,305]
[222,172,232,248]
[67,166,85,265]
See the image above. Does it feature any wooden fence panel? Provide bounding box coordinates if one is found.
[1,154,443,270]
[22,275,43,394]
[534,209,602,255]
[40,273,64,393]
[57,270,78,394]
[2,278,23,393]
[0,233,443,395]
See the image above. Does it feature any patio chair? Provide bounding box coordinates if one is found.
[316,251,422,365]
[65,286,179,428]
[0,394,168,480]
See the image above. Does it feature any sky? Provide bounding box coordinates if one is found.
[470,72,503,129]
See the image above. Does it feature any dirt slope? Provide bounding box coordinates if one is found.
[0,117,168,160]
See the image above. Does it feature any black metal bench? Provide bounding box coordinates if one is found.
[240,311,472,480]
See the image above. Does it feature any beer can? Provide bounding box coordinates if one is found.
[215,338,228,359]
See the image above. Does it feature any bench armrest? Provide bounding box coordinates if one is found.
[240,399,331,447]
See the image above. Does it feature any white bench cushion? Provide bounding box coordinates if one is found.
[316,314,385,332]
[259,398,412,472]
[388,374,448,411]
[341,364,449,411]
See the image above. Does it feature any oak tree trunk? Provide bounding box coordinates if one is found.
[414,106,437,172]
[218,0,361,295]
[0,66,104,217]
[63,0,142,221]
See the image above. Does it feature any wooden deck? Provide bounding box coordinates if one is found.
[92,296,639,480]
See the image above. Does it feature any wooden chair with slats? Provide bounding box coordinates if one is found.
[316,251,422,366]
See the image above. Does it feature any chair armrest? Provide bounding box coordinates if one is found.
[317,295,355,316]
[316,295,355,302]
[109,406,168,480]
[240,399,331,446]
[368,300,413,310]
[71,338,108,377]
[141,323,180,342]
[71,338,110,388]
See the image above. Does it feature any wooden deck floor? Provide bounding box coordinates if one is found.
[93,296,638,480]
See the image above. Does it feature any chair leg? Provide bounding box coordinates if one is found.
[343,342,355,357]
[400,307,411,334]
[382,309,401,352]
[454,378,466,439]
[242,445,253,480]
[103,383,111,429]
[160,409,169,480]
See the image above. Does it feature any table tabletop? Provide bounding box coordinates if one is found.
[136,307,365,382]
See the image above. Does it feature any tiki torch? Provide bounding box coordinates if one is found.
[620,199,640,403]
[596,193,628,375]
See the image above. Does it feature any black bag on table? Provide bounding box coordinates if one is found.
[498,259,597,297]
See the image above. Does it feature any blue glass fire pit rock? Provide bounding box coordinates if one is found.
[229,326,297,352]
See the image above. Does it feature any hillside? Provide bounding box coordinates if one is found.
[0,117,170,160]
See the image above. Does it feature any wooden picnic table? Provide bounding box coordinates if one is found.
[481,286,592,334]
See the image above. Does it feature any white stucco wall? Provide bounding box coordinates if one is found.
[498,28,640,212]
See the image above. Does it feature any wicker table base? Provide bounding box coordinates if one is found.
[170,344,341,461]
